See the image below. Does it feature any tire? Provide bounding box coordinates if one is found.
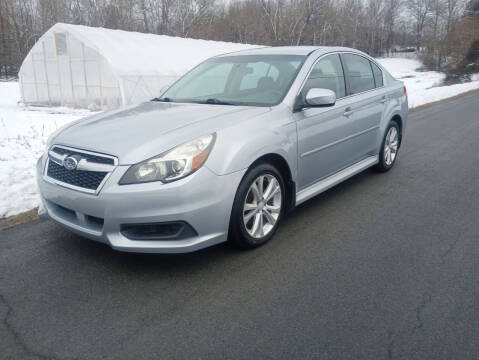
[375,120,400,172]
[229,163,286,249]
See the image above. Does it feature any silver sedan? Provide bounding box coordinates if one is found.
[37,46,408,253]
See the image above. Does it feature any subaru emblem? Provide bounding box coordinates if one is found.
[64,156,78,171]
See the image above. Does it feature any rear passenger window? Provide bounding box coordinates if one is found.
[343,54,375,94]
[303,54,346,99]
[371,62,383,87]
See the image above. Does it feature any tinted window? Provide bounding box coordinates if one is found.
[343,54,375,94]
[371,62,383,87]
[162,55,305,106]
[303,54,346,98]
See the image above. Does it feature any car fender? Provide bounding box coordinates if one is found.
[205,111,298,182]
[377,84,407,150]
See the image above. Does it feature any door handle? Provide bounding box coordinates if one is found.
[379,96,388,103]
[343,108,353,117]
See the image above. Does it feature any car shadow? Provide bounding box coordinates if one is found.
[57,167,385,274]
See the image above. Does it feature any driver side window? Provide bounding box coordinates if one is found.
[303,54,346,99]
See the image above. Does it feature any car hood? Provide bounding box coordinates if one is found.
[53,101,270,164]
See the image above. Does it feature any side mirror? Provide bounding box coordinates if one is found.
[304,88,336,107]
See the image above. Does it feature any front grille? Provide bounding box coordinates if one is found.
[47,160,107,190]
[45,145,117,193]
[51,146,114,165]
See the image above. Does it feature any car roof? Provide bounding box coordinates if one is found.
[217,46,364,57]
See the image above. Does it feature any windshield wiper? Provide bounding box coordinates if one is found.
[199,98,235,105]
[152,97,236,105]
[151,97,171,102]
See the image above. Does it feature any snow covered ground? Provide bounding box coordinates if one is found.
[377,57,479,108]
[0,82,92,217]
[1,57,479,218]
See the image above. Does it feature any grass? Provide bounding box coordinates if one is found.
[0,208,39,231]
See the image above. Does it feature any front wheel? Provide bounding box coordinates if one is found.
[229,163,285,249]
[375,120,400,172]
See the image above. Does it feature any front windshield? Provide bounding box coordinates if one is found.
[160,54,305,106]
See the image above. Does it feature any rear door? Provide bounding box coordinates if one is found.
[340,53,386,160]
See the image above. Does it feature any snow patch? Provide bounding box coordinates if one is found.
[0,82,92,217]
[377,57,479,108]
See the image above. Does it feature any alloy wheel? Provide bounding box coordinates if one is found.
[242,174,282,238]
[384,126,399,166]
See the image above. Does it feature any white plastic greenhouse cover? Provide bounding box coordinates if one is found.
[19,23,260,110]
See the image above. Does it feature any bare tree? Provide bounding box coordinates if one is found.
[408,0,432,50]
[384,0,402,54]
[0,0,476,78]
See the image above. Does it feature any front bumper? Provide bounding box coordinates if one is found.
[36,156,246,253]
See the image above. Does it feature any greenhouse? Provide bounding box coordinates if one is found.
[19,23,256,110]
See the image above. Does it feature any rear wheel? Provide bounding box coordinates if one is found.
[375,120,400,172]
[229,163,285,249]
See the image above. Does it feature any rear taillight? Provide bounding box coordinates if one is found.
[403,86,407,98]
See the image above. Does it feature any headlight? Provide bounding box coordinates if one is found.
[119,134,216,185]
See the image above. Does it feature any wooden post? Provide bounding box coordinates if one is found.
[31,55,39,102]
[119,78,127,107]
[19,74,26,104]
[53,32,64,106]
[81,43,89,107]
[41,41,52,106]
[97,54,104,109]
[67,33,76,107]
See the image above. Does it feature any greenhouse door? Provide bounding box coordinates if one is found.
[53,32,75,107]
[52,31,121,109]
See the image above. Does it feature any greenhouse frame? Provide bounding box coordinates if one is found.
[19,23,257,110]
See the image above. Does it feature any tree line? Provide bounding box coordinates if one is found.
[1,0,478,79]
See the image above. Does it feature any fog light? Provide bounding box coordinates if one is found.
[120,221,197,240]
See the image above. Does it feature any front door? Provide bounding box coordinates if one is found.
[295,53,384,190]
